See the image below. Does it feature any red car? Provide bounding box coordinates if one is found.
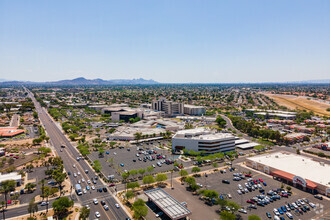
[109,183,115,187]
[259,178,264,182]
[246,200,255,204]
[281,193,288,198]
[245,174,252,177]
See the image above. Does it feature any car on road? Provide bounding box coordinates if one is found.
[93,199,98,205]
[103,205,109,210]
[222,180,230,184]
[40,201,49,206]
[109,183,115,187]
[95,212,100,218]
[115,203,120,208]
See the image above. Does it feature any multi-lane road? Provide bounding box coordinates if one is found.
[23,88,129,220]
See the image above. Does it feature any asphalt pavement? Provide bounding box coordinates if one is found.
[19,88,130,220]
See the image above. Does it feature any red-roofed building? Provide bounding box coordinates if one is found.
[0,127,25,138]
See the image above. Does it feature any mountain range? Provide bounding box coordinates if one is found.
[0,77,159,85]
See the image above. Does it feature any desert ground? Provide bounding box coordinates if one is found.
[264,93,330,117]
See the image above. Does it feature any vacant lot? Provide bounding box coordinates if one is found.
[265,94,330,117]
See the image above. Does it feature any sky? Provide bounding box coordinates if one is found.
[0,0,329,83]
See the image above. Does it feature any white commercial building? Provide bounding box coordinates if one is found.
[172,128,235,154]
[152,98,184,117]
[183,104,206,115]
[0,172,22,186]
[246,152,330,196]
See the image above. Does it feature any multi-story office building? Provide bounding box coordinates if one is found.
[172,128,235,154]
[152,98,184,116]
[183,104,206,115]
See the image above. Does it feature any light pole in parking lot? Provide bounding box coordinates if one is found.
[171,169,174,189]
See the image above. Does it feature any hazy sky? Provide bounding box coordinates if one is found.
[1,0,329,83]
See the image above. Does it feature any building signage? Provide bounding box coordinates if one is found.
[293,176,307,188]
[264,166,270,174]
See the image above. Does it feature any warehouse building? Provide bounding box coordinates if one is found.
[172,128,235,154]
[183,104,206,116]
[246,152,330,196]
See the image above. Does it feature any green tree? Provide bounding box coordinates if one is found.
[179,169,188,184]
[132,199,148,219]
[92,160,102,172]
[129,169,138,179]
[0,201,6,220]
[25,183,36,192]
[127,181,140,191]
[220,211,236,220]
[143,175,155,186]
[134,132,142,141]
[147,166,154,174]
[0,180,16,208]
[125,190,134,201]
[192,166,201,174]
[138,168,146,177]
[212,162,218,168]
[79,206,90,220]
[216,116,227,128]
[52,197,74,217]
[184,176,196,186]
[248,215,261,220]
[28,198,38,217]
[155,173,168,184]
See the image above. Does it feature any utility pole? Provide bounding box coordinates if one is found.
[171,170,174,189]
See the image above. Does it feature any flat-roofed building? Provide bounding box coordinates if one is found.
[0,172,22,186]
[172,127,235,154]
[152,98,184,117]
[183,104,206,115]
[145,188,191,220]
[246,152,330,196]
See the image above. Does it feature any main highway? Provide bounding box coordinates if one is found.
[24,88,129,220]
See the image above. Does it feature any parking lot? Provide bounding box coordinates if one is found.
[88,143,192,181]
[190,165,329,219]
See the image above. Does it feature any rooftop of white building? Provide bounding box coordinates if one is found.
[248,152,330,187]
[173,127,234,140]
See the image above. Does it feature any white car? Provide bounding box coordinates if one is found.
[152,164,155,168]
[73,164,76,168]
[91,185,95,190]
[93,199,98,205]
[237,190,242,195]
[274,216,280,220]
[40,201,49,206]
[87,180,91,184]
[197,183,203,187]
[273,208,280,216]
[83,189,87,194]
[95,212,100,218]
[82,178,85,183]
[309,202,316,208]
[78,180,81,184]
[74,173,77,177]
[77,172,81,175]
[103,205,109,210]
[115,203,120,208]
[238,209,247,214]
[238,184,243,190]
[286,212,293,219]
[85,204,90,209]
[292,203,298,209]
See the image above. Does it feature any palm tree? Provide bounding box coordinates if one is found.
[0,201,6,220]
[0,180,16,208]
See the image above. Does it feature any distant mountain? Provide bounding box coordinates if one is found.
[288,79,330,84]
[0,79,7,82]
[0,77,159,85]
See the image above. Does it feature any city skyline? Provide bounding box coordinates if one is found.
[1,0,330,83]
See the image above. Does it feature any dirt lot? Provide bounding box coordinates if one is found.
[265,94,330,117]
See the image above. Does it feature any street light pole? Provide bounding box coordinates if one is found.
[171,170,173,189]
